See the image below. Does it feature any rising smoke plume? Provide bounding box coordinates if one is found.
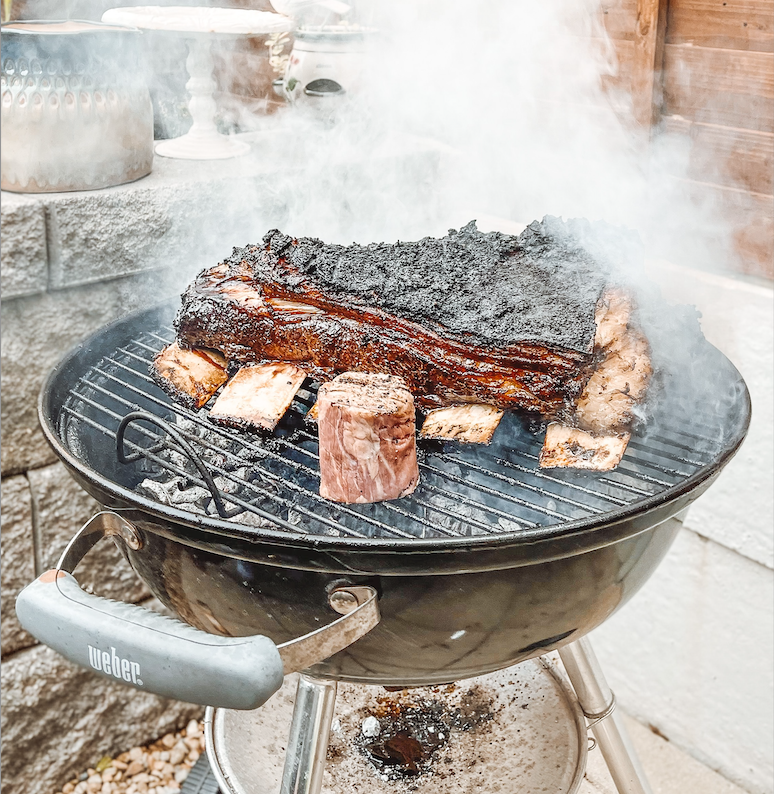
[237,0,734,280]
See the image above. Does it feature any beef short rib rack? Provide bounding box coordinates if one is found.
[174,217,618,415]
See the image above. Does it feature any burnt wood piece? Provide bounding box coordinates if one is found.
[175,217,615,413]
[317,372,419,504]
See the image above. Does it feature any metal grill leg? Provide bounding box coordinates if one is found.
[559,637,653,794]
[280,675,338,794]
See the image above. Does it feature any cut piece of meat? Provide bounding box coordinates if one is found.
[174,217,616,414]
[420,404,504,444]
[539,287,651,469]
[208,362,306,432]
[151,342,227,410]
[317,372,419,504]
[539,423,630,471]
[574,288,652,435]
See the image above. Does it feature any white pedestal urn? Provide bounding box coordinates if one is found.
[101,6,294,161]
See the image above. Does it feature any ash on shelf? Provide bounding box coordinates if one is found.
[332,684,498,785]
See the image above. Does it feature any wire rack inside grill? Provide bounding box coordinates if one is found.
[59,320,735,542]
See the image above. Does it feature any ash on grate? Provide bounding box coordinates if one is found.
[135,414,280,528]
[330,684,498,785]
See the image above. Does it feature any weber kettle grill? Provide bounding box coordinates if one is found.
[15,301,750,794]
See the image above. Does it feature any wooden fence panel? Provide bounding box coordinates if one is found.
[631,0,669,128]
[599,0,638,40]
[662,117,774,195]
[663,44,774,132]
[666,0,774,52]
[664,177,774,278]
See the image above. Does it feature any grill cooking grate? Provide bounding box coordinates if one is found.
[59,324,729,541]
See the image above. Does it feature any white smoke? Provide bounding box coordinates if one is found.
[229,0,734,277]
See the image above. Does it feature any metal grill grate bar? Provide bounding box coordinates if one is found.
[290,427,567,524]
[87,350,554,534]
[68,378,428,540]
[69,403,388,540]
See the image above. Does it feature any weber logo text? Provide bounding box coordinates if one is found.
[87,645,143,686]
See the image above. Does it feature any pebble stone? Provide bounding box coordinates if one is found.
[360,716,381,738]
[53,720,206,794]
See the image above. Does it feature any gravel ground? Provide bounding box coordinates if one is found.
[54,719,206,794]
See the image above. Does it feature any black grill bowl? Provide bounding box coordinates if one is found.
[38,302,750,685]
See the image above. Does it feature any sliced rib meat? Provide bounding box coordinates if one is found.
[151,342,227,409]
[317,372,419,504]
[539,424,631,471]
[420,404,504,444]
[209,362,306,432]
[539,288,652,468]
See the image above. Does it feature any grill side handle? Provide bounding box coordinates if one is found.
[15,512,379,710]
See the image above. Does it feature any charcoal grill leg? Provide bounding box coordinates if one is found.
[280,674,337,794]
[559,637,653,794]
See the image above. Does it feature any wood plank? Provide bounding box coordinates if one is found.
[600,0,638,41]
[564,0,637,41]
[663,44,774,132]
[631,0,669,128]
[666,0,774,53]
[661,177,773,278]
[598,37,636,94]
[662,117,774,194]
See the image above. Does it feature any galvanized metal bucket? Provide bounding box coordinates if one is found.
[1,20,154,193]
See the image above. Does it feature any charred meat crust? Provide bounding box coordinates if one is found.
[174,219,616,414]
[247,217,610,352]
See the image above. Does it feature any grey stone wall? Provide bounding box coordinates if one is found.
[1,476,36,656]
[1,637,203,794]
[0,462,202,794]
[0,136,297,476]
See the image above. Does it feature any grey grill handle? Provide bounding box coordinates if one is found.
[15,512,379,710]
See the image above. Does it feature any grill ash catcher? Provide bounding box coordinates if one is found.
[17,302,751,794]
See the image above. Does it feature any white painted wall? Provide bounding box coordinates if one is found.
[591,263,774,794]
